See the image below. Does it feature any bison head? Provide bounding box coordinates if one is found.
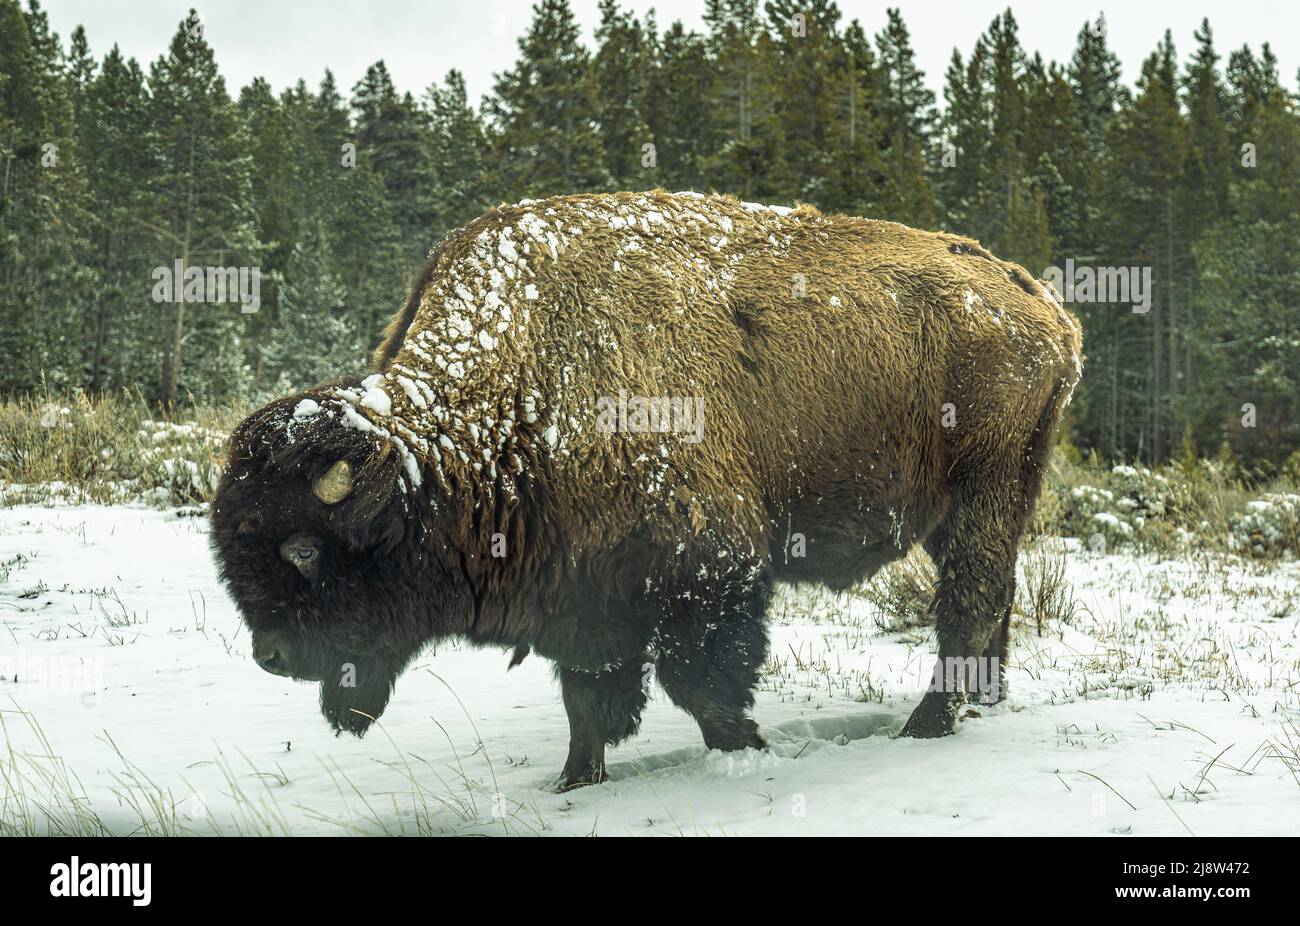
[210,388,459,736]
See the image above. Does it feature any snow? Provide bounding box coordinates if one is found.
[3,504,1298,836]
[497,230,518,263]
[740,200,795,216]
[1092,511,1132,535]
[392,376,428,411]
[359,390,391,416]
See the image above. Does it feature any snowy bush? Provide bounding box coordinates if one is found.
[1040,456,1299,556]
[1229,494,1300,557]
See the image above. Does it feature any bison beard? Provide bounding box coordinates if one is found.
[318,657,396,737]
[210,190,1083,791]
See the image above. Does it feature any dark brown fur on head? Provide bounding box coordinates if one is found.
[209,386,466,735]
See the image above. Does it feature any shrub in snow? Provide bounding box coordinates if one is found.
[1229,494,1300,557]
[1106,464,1171,519]
[1057,483,1131,543]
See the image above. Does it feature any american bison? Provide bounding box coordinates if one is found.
[211,190,1082,789]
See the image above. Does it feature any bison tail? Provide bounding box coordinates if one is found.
[1019,382,1069,518]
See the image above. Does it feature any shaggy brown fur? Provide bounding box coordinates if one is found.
[211,190,1082,788]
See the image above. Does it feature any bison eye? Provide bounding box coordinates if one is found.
[279,533,323,579]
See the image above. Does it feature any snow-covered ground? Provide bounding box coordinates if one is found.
[2,504,1298,836]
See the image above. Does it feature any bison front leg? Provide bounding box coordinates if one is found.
[901,476,1020,738]
[655,572,771,752]
[556,661,648,790]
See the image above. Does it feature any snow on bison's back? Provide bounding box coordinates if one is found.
[211,190,1082,789]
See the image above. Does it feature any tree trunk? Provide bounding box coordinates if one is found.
[1165,190,1178,457]
[164,124,198,410]
[1151,284,1162,464]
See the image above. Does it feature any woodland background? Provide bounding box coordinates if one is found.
[2,0,1298,466]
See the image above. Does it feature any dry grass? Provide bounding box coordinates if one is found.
[0,390,246,507]
[860,546,936,633]
[1018,541,1081,636]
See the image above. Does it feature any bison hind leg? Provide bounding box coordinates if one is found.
[900,475,1025,738]
[901,384,1066,737]
[655,573,771,752]
[969,604,1012,706]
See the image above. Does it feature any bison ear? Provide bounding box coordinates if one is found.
[313,460,353,504]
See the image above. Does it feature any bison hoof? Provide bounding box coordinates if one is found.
[899,715,954,738]
[555,763,607,792]
[899,693,960,738]
[970,686,1007,707]
[702,720,767,752]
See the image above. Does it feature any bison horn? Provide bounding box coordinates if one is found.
[313,460,353,504]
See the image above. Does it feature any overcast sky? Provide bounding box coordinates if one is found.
[42,0,1299,107]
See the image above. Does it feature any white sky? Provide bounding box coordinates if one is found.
[43,0,1299,107]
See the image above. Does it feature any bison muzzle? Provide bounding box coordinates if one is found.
[211,190,1083,789]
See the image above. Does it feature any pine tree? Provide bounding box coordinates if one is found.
[487,0,608,198]
[763,0,842,203]
[0,0,55,390]
[324,69,408,358]
[982,11,1050,268]
[240,78,313,388]
[643,20,714,190]
[426,70,494,239]
[938,42,990,232]
[702,0,792,199]
[1021,56,1090,260]
[593,0,655,188]
[0,0,95,392]
[81,45,156,393]
[147,8,259,405]
[821,19,888,215]
[1187,51,1300,461]
[1101,32,1189,461]
[873,7,937,226]
[1224,43,1283,141]
[310,69,353,186]
[263,221,361,391]
[1183,20,1234,217]
[352,61,435,270]
[65,24,95,125]
[935,10,1048,267]
[1068,14,1129,162]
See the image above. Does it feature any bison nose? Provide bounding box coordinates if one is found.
[253,633,294,677]
[260,648,291,676]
